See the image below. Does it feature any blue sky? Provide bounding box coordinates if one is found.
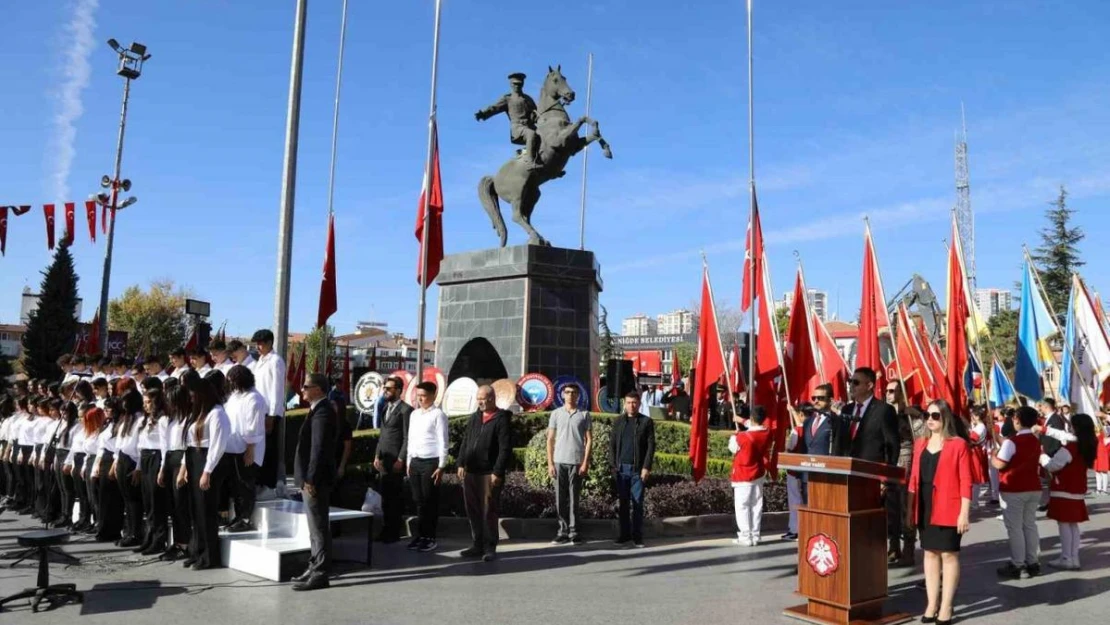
[3,0,1109,338]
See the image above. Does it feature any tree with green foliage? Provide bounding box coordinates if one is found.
[21,241,80,380]
[775,306,790,337]
[109,280,191,358]
[0,355,13,396]
[980,308,1018,376]
[305,325,336,375]
[1032,186,1083,321]
[598,305,622,361]
[672,342,696,375]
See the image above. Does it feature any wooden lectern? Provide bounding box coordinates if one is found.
[778,453,910,625]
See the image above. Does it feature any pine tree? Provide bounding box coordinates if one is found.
[21,241,80,380]
[1032,186,1084,320]
[0,355,13,396]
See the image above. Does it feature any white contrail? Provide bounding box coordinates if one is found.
[47,0,99,201]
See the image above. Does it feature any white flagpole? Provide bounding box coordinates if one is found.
[416,0,443,382]
[325,0,350,220]
[578,52,594,251]
[746,0,756,396]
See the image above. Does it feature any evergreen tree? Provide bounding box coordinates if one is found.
[21,241,80,380]
[0,354,13,396]
[599,306,622,361]
[1032,186,1084,320]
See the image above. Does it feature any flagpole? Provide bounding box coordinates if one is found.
[745,0,756,397]
[865,216,910,403]
[416,0,443,382]
[325,0,349,221]
[1024,246,1067,401]
[578,52,594,251]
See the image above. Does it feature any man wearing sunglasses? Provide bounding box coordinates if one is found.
[838,368,900,467]
[373,377,412,543]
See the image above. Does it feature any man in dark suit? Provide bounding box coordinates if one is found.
[802,384,841,456]
[838,367,900,466]
[292,373,338,591]
[372,376,411,543]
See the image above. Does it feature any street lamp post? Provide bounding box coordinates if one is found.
[96,39,149,345]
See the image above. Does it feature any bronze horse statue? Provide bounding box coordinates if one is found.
[478,66,612,247]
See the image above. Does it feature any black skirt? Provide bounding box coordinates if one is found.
[918,448,962,552]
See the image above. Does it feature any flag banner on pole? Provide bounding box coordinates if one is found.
[63,202,75,246]
[44,204,56,250]
[415,119,444,285]
[964,350,983,403]
[857,222,892,396]
[741,193,763,314]
[784,267,818,404]
[755,248,788,475]
[988,359,1015,408]
[894,302,931,406]
[942,215,971,415]
[1059,275,1110,415]
[87,308,101,355]
[1014,256,1059,400]
[690,264,728,482]
[317,213,338,328]
[728,342,744,394]
[0,206,7,256]
[85,200,97,243]
[814,313,849,402]
[672,348,682,387]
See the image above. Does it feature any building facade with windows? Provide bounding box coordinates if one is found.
[621,314,657,337]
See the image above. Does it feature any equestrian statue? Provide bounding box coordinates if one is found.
[475,66,612,247]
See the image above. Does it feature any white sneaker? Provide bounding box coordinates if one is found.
[750,538,760,547]
[1047,558,1070,569]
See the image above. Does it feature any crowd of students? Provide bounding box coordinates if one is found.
[0,338,280,571]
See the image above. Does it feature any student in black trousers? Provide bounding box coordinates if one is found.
[93,399,125,542]
[372,377,411,543]
[159,384,192,561]
[178,371,231,570]
[114,390,145,548]
[51,402,81,528]
[137,384,170,555]
[290,374,338,591]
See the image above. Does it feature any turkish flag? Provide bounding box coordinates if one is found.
[728,342,744,394]
[286,344,302,389]
[895,302,935,406]
[690,264,727,482]
[184,328,198,352]
[44,204,56,250]
[671,348,682,387]
[12,205,31,216]
[747,200,788,474]
[813,313,849,402]
[414,119,444,285]
[944,216,971,415]
[85,201,97,242]
[784,267,819,404]
[857,223,891,397]
[317,213,338,328]
[741,191,763,314]
[63,202,75,246]
[0,206,8,256]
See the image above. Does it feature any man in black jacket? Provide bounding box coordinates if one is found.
[456,385,512,561]
[838,367,900,466]
[372,377,411,542]
[611,391,656,548]
[292,374,338,591]
[661,382,692,422]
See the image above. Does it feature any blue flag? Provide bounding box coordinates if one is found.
[1014,258,1058,399]
[988,359,1016,408]
[964,349,982,402]
[1059,278,1077,405]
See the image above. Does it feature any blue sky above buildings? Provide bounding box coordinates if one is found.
[2,0,1109,337]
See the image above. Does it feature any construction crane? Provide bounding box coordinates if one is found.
[887,273,944,341]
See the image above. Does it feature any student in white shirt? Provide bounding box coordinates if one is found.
[92,398,125,542]
[143,355,171,382]
[50,401,82,528]
[228,339,256,371]
[112,391,145,548]
[158,384,193,561]
[178,370,232,570]
[224,365,268,532]
[64,402,94,532]
[135,383,171,555]
[405,381,448,552]
[208,339,236,374]
[250,329,286,492]
[169,348,193,381]
[189,347,213,378]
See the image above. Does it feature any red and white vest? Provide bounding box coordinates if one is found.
[1050,441,1088,499]
[731,427,771,483]
[999,432,1041,493]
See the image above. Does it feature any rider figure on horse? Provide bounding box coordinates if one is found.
[475,72,543,171]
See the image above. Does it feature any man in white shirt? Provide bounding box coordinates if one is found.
[189,347,213,378]
[228,340,256,370]
[169,348,192,380]
[209,339,236,374]
[224,364,269,532]
[406,381,448,553]
[143,355,170,381]
[251,329,287,492]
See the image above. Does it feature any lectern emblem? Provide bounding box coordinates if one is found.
[805,533,840,577]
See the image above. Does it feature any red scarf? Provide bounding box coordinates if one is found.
[482,409,499,424]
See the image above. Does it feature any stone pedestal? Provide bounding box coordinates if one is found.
[434,245,602,389]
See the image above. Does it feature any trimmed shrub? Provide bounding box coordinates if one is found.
[653,452,732,479]
[523,420,614,497]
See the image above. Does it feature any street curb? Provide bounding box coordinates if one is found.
[402,511,788,540]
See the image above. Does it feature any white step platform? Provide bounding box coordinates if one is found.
[219,499,374,581]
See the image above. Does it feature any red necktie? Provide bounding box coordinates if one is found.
[851,404,862,440]
[811,415,821,437]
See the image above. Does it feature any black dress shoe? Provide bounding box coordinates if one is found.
[921,616,936,624]
[292,574,330,591]
[118,537,142,548]
[291,569,314,583]
[159,547,183,561]
[141,543,166,556]
[183,557,198,568]
[226,519,255,533]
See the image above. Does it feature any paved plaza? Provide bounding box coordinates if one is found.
[2,497,1109,625]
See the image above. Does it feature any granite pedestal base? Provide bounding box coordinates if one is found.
[435,245,602,389]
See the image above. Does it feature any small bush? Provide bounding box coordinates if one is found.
[523,420,614,497]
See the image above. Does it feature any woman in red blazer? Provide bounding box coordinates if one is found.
[905,400,972,625]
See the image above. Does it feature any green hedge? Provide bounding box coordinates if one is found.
[654,452,732,479]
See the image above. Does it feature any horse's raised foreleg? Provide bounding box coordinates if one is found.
[512,187,547,247]
[584,119,613,159]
